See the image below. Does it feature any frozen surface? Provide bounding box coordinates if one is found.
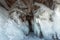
[53,4,60,39]
[33,3,55,40]
[0,2,60,40]
[0,6,25,40]
[33,3,60,40]
[0,6,43,40]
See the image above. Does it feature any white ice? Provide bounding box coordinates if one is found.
[0,6,27,40]
[53,4,60,39]
[0,6,42,40]
[0,2,60,40]
[33,2,60,40]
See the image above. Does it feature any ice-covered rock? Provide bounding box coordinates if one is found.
[1,1,60,40]
[9,8,29,35]
[53,4,60,39]
[33,3,55,39]
[0,6,29,40]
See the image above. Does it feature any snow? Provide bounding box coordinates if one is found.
[33,3,54,39]
[0,6,42,40]
[0,2,60,40]
[33,3,60,40]
[9,8,29,35]
[0,6,26,40]
[53,4,60,39]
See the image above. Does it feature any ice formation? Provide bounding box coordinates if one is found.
[0,1,60,40]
